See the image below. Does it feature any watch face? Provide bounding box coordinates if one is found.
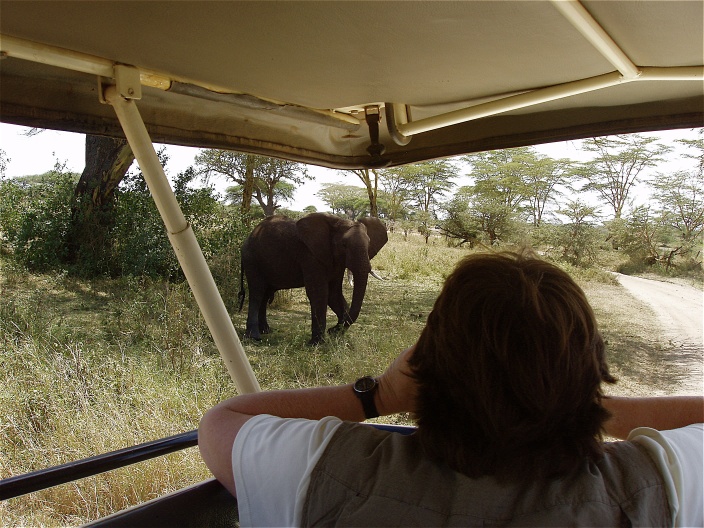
[355,376,376,392]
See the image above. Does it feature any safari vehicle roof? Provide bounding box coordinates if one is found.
[1,2,702,520]
[1,1,702,169]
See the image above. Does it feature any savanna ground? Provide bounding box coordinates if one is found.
[1,233,701,526]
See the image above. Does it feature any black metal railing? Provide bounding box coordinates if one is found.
[0,422,415,502]
[0,430,198,501]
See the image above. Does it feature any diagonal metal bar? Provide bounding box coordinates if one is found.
[550,0,640,79]
[104,85,260,395]
[0,430,198,501]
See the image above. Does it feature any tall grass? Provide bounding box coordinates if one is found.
[0,233,688,525]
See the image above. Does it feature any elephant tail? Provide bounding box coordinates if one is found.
[238,258,246,312]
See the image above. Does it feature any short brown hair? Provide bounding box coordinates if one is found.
[409,251,616,481]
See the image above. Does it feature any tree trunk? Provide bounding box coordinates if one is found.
[353,169,379,218]
[241,155,255,219]
[69,135,134,268]
[74,135,134,202]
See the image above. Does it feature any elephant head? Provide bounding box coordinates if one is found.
[296,213,388,328]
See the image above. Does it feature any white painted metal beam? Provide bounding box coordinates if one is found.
[397,72,628,137]
[550,0,641,80]
[104,85,261,395]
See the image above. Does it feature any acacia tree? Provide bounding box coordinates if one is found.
[342,169,381,217]
[69,135,135,265]
[316,183,369,218]
[196,150,309,217]
[252,158,309,216]
[651,170,704,245]
[556,199,601,266]
[448,184,517,245]
[378,166,415,225]
[225,181,296,216]
[406,159,457,215]
[676,134,704,179]
[579,134,671,219]
[617,205,674,269]
[394,160,456,242]
[458,147,552,244]
[195,150,259,216]
[462,148,534,216]
[645,138,704,268]
[524,156,573,226]
[440,186,481,247]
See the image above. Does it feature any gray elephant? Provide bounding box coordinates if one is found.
[238,212,388,345]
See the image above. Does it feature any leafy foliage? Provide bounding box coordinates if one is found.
[554,200,601,266]
[403,159,457,214]
[195,150,310,216]
[340,169,382,217]
[1,131,702,280]
[316,182,370,219]
[442,147,575,246]
[0,162,250,282]
[0,148,9,178]
[579,134,671,219]
[604,136,704,272]
[377,166,415,222]
[1,164,78,271]
[651,170,704,244]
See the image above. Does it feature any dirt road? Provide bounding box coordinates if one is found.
[615,273,703,394]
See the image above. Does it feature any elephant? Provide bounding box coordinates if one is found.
[238,212,388,345]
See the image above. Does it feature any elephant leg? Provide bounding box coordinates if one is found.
[327,277,350,335]
[245,300,261,340]
[305,284,328,345]
[245,282,268,341]
[258,288,274,334]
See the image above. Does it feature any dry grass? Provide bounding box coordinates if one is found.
[0,232,690,525]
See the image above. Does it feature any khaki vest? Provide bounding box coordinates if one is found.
[302,422,670,527]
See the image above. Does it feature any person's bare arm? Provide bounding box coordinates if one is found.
[603,395,704,439]
[198,345,418,496]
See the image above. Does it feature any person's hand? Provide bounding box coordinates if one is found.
[376,344,419,416]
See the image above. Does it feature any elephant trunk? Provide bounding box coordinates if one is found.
[347,270,369,325]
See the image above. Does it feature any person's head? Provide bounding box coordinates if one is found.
[409,250,616,481]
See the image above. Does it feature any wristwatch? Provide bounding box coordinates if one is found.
[353,376,379,419]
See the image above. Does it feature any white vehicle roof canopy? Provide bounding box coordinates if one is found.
[1,1,702,169]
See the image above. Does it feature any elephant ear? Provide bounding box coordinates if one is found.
[296,213,337,265]
[358,217,388,259]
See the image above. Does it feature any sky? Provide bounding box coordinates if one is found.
[1,122,701,214]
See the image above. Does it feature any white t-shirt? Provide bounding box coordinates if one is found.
[628,424,704,528]
[232,415,342,527]
[232,416,703,528]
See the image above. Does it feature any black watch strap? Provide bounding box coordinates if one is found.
[353,376,379,419]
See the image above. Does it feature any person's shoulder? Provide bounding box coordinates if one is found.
[328,422,419,458]
[628,423,703,444]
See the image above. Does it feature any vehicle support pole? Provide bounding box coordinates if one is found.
[104,85,260,394]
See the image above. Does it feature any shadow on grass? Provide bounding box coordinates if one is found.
[603,329,691,390]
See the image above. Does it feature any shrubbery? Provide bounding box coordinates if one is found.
[1,159,701,283]
[0,164,250,286]
[0,166,77,271]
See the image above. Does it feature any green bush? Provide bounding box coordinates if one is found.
[6,170,77,271]
[0,179,24,251]
[111,173,178,278]
[0,165,250,282]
